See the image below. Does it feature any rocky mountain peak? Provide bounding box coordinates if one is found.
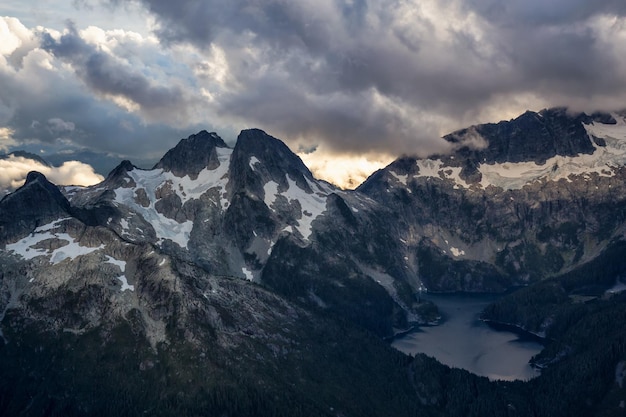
[153,130,229,180]
[356,156,419,195]
[101,160,136,188]
[21,172,70,210]
[360,107,626,196]
[24,170,48,185]
[108,160,135,176]
[229,129,314,195]
[447,108,597,168]
[0,171,71,244]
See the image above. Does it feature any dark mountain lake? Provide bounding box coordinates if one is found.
[392,294,543,381]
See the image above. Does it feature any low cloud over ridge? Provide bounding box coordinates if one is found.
[0,155,104,193]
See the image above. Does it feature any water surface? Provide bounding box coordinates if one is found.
[392,294,543,381]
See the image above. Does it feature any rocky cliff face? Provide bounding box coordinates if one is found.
[0,171,71,244]
[359,109,626,291]
[153,130,229,179]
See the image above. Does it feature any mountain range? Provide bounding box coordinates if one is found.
[1,108,626,416]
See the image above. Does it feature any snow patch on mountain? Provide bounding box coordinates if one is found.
[283,177,328,240]
[114,171,192,248]
[6,219,103,264]
[49,235,104,264]
[105,255,134,291]
[262,176,329,240]
[162,147,232,207]
[390,171,408,185]
[120,218,130,233]
[264,181,279,207]
[414,160,470,188]
[242,267,254,281]
[450,247,465,257]
[6,231,62,260]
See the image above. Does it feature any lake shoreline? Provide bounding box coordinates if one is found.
[480,319,548,345]
[391,293,544,381]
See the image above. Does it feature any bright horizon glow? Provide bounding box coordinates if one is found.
[298,149,394,190]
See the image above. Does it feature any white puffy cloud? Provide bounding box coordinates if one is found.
[0,127,17,152]
[0,155,104,192]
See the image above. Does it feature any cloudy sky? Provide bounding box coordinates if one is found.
[1,0,626,189]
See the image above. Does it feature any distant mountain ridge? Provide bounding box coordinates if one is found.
[0,150,52,167]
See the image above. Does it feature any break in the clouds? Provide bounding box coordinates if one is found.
[2,1,626,188]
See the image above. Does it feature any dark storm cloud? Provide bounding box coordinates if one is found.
[112,0,626,158]
[125,0,343,50]
[505,27,617,92]
[216,76,444,155]
[5,80,196,164]
[460,1,626,115]
[465,0,626,27]
[3,0,623,167]
[40,23,185,112]
[104,0,468,154]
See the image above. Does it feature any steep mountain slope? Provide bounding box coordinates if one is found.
[359,108,626,292]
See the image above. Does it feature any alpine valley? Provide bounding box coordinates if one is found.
[1,108,626,416]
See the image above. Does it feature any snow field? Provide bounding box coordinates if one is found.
[6,219,103,264]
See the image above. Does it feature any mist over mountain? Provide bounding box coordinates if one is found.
[1,108,626,416]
